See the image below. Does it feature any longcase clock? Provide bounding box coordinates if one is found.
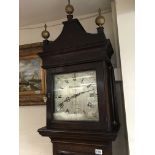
[38,2,119,155]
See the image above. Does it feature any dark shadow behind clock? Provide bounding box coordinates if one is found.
[113,82,129,155]
[38,16,122,155]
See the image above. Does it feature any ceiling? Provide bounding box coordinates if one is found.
[19,0,111,27]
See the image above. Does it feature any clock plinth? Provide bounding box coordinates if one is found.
[38,16,119,155]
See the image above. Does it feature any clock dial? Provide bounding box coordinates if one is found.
[53,70,99,121]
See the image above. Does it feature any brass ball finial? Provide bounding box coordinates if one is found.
[65,0,74,15]
[41,24,50,40]
[95,8,105,27]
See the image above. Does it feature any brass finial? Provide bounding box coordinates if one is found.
[95,8,105,27]
[65,0,74,15]
[41,24,50,40]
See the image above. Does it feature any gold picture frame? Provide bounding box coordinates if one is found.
[19,42,45,106]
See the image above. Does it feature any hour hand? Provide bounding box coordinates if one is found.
[59,102,64,109]
[58,97,71,108]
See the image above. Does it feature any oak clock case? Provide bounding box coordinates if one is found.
[38,5,120,155]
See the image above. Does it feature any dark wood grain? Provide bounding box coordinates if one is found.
[53,142,112,155]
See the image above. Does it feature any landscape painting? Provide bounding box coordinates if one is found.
[19,57,41,94]
[19,43,45,106]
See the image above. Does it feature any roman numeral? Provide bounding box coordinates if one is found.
[81,78,84,83]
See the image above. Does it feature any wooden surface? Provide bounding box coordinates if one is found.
[53,142,112,155]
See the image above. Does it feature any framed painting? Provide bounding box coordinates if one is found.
[19,42,45,106]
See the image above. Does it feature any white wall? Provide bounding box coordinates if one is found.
[19,12,115,46]
[114,0,135,154]
[19,106,52,155]
[19,12,126,155]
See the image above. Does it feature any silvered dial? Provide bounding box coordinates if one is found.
[53,70,99,121]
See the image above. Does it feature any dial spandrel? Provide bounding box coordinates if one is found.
[53,70,99,121]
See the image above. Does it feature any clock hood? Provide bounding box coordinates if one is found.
[39,18,114,59]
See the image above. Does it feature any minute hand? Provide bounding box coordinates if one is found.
[58,89,94,108]
[73,89,94,98]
